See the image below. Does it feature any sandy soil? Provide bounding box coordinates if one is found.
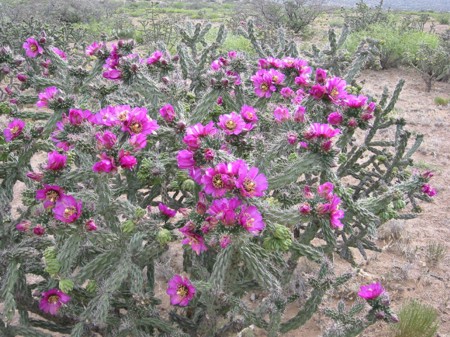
[3,67,450,336]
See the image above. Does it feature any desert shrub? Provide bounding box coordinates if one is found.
[434,96,450,106]
[409,44,450,92]
[341,0,388,32]
[0,21,438,337]
[247,0,325,34]
[438,14,450,25]
[345,23,440,69]
[425,242,447,267]
[391,300,439,337]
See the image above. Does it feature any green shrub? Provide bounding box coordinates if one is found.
[391,300,439,337]
[438,14,450,25]
[345,23,440,68]
[425,242,447,267]
[434,96,450,106]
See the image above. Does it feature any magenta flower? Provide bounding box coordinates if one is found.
[118,150,137,170]
[218,112,245,135]
[53,195,82,223]
[27,171,44,182]
[45,151,67,171]
[122,107,159,136]
[293,106,306,123]
[325,77,348,101]
[36,184,65,209]
[208,198,242,226]
[180,222,208,255]
[319,195,344,229]
[159,104,176,122]
[17,73,28,82]
[177,149,195,169]
[158,203,177,218]
[166,274,196,306]
[129,133,147,150]
[219,235,232,248]
[85,41,103,56]
[240,105,258,124]
[280,87,295,98]
[95,131,117,150]
[68,109,88,126]
[315,68,327,84]
[317,182,334,200]
[103,69,122,80]
[343,94,367,108]
[52,47,66,60]
[202,163,231,197]
[304,123,340,140]
[239,205,265,235]
[299,203,312,214]
[16,220,31,232]
[309,84,326,99]
[236,166,268,198]
[36,87,59,108]
[33,225,45,236]
[327,111,343,125]
[287,132,298,145]
[251,69,276,98]
[39,289,71,315]
[273,106,290,123]
[3,119,25,142]
[92,153,116,173]
[421,184,437,197]
[358,282,385,300]
[23,38,43,58]
[147,50,163,65]
[85,219,97,231]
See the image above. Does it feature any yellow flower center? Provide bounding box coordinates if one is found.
[118,110,129,122]
[48,295,59,304]
[64,207,77,219]
[46,190,59,202]
[30,44,37,52]
[212,174,223,188]
[10,126,19,134]
[225,120,237,130]
[130,122,143,133]
[246,112,254,120]
[272,75,278,82]
[177,285,188,298]
[261,83,268,92]
[243,179,256,193]
[330,88,339,98]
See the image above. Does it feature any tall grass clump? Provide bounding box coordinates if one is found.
[391,300,439,337]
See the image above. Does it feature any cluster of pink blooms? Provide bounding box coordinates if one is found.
[48,104,159,171]
[175,107,268,253]
[420,171,437,197]
[36,86,59,108]
[210,50,242,87]
[358,282,385,300]
[251,57,377,135]
[298,182,345,229]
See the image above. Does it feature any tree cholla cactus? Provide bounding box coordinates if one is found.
[0,23,437,336]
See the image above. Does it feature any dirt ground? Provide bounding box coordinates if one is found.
[3,67,450,336]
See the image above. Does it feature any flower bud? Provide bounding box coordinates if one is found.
[33,224,45,236]
[17,73,28,82]
[16,220,31,232]
[85,219,97,231]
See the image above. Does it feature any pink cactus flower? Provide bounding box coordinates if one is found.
[159,104,176,122]
[158,203,177,218]
[118,150,137,170]
[36,86,59,108]
[236,165,268,198]
[239,205,265,235]
[3,119,25,142]
[166,275,196,306]
[45,151,67,171]
[92,153,116,173]
[53,195,82,223]
[358,282,385,300]
[218,112,245,135]
[39,289,71,315]
[23,38,44,58]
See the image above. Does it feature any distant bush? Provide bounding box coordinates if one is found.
[341,0,388,32]
[391,300,439,337]
[438,14,450,25]
[345,23,440,69]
